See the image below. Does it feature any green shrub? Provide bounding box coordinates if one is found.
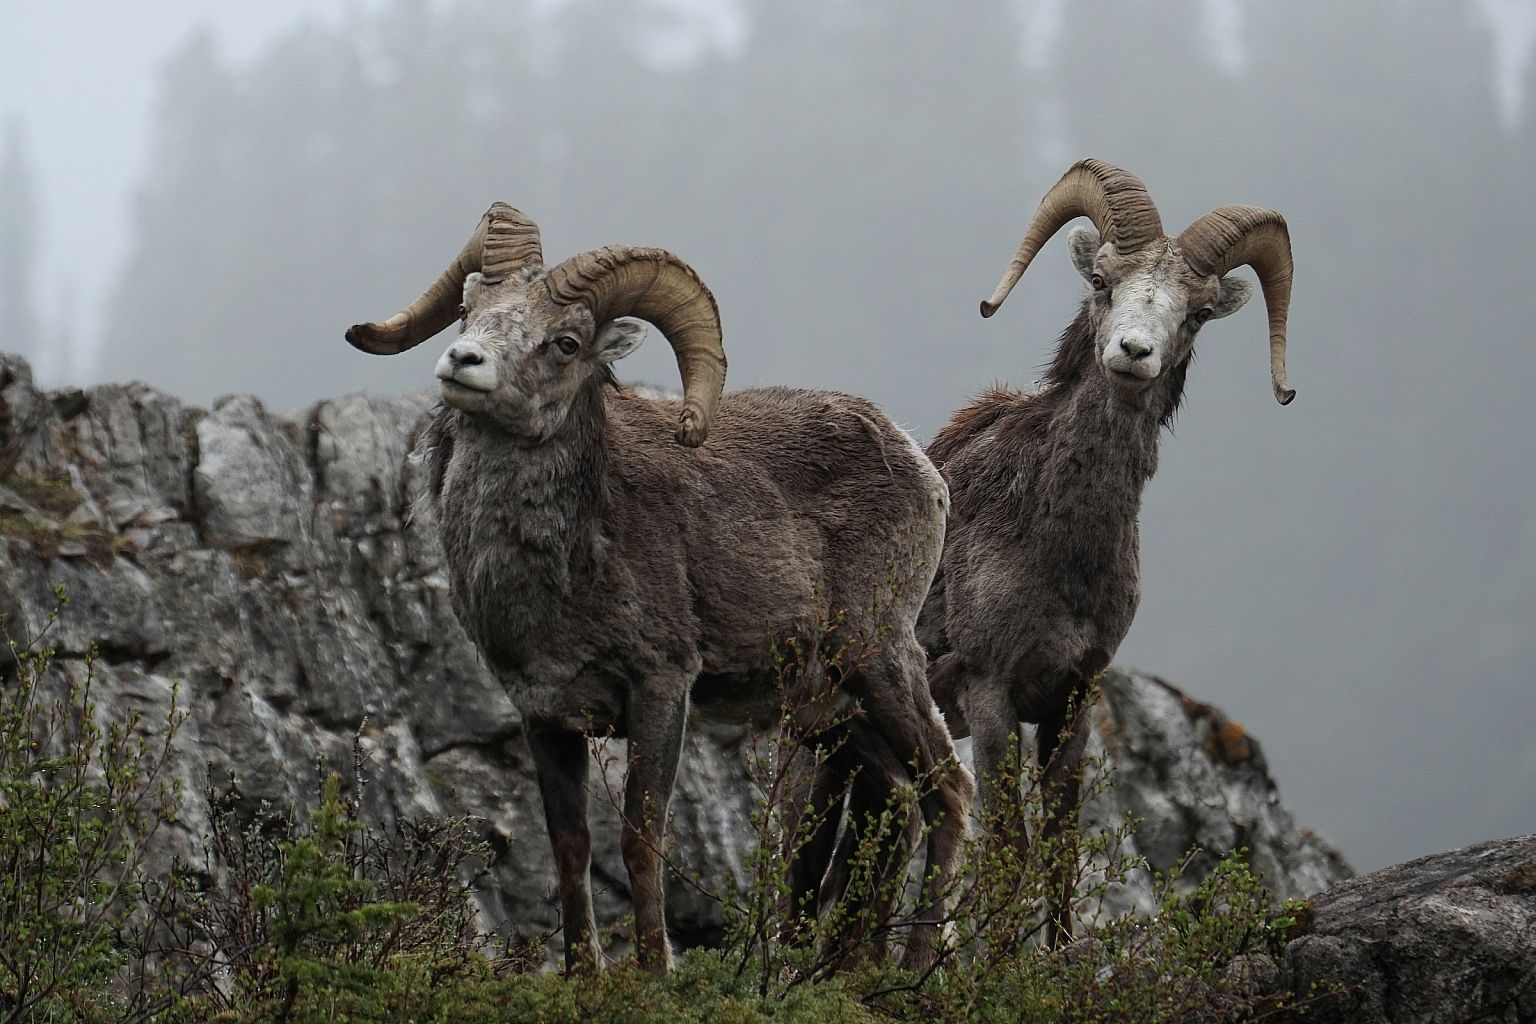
[0,587,183,1024]
[229,950,879,1024]
[126,754,507,1022]
[251,773,421,1021]
[850,699,1294,1023]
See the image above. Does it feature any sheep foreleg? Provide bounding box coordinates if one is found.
[529,728,604,974]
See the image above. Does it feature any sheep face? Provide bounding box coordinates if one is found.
[1066,226,1253,397]
[434,271,647,439]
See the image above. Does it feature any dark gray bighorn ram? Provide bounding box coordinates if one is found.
[917,159,1296,943]
[346,205,973,975]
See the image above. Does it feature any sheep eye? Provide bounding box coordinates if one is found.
[555,337,579,356]
[1090,274,1106,291]
[457,304,468,320]
[1194,308,1213,324]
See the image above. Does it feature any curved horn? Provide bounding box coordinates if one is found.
[1177,205,1295,405]
[345,203,543,355]
[546,246,725,447]
[981,158,1165,318]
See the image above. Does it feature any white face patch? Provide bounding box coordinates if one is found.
[435,336,498,392]
[435,295,543,399]
[1099,275,1185,389]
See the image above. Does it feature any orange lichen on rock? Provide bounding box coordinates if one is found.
[1218,721,1251,763]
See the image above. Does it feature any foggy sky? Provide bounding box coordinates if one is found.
[0,0,385,379]
[6,0,1536,872]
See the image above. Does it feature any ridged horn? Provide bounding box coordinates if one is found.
[981,158,1165,317]
[345,203,543,355]
[546,246,725,447]
[1177,205,1295,405]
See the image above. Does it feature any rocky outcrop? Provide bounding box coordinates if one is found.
[1084,670,1353,907]
[0,352,1348,958]
[1281,833,1536,1023]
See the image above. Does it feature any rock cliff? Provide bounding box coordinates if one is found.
[0,352,1350,956]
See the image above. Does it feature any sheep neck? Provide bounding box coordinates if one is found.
[1039,369,1169,517]
[437,383,611,669]
[1014,343,1187,595]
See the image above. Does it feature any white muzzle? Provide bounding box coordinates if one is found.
[435,338,496,392]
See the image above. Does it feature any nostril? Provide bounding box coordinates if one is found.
[451,346,483,366]
[1120,338,1153,360]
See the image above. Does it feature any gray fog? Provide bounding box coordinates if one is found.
[3,0,1534,873]
[0,0,385,378]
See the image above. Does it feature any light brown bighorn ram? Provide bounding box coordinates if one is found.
[346,205,973,975]
[918,159,1295,943]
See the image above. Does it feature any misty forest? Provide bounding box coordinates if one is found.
[1,0,1534,1021]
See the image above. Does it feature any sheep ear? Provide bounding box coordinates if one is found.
[462,272,488,308]
[1210,276,1254,320]
[594,318,647,364]
[1067,225,1101,281]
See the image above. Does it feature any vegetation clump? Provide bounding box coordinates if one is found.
[0,587,184,1024]
[1,596,1304,1024]
[0,461,119,566]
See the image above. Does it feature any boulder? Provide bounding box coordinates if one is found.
[1282,833,1536,1023]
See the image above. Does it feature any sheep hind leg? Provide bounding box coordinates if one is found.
[779,738,847,945]
[817,718,915,969]
[620,688,691,977]
[900,696,975,972]
[837,652,973,971]
[1035,684,1093,949]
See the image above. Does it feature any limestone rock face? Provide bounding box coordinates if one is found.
[0,351,1347,957]
[1281,833,1536,1024]
[194,394,314,552]
[1084,669,1354,908]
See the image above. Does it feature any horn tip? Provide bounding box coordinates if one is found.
[980,299,999,318]
[346,322,401,355]
[675,407,710,447]
[1275,385,1296,405]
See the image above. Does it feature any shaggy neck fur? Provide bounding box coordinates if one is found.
[427,377,613,670]
[935,302,1190,570]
